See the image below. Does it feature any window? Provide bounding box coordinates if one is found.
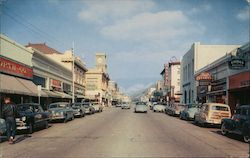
[33,75,46,87]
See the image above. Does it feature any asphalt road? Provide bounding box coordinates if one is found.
[1,107,249,158]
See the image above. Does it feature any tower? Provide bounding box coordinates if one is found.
[96,53,107,73]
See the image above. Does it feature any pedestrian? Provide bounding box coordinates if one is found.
[2,96,17,144]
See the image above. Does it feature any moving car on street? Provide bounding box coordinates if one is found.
[221,105,250,143]
[180,104,201,120]
[194,103,231,127]
[48,102,74,123]
[16,103,50,133]
[153,103,166,113]
[134,102,148,113]
[71,103,86,118]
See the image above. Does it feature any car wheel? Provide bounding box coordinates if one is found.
[221,122,228,136]
[194,117,198,125]
[63,115,68,123]
[28,123,33,134]
[243,135,250,143]
[153,110,156,112]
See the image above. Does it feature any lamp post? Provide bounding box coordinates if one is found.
[72,42,75,103]
[37,85,41,105]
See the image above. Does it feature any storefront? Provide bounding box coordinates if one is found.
[207,78,227,104]
[228,70,250,112]
[0,35,45,111]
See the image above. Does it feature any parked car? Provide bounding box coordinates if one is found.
[91,102,103,112]
[82,102,95,115]
[71,103,86,118]
[153,104,166,112]
[48,102,74,123]
[221,105,250,143]
[0,118,6,136]
[121,103,131,109]
[180,104,201,120]
[194,103,231,126]
[166,103,186,116]
[116,103,122,107]
[134,102,148,113]
[16,103,50,133]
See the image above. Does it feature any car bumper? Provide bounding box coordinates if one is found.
[51,115,65,120]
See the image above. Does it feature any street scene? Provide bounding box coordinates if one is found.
[0,0,250,157]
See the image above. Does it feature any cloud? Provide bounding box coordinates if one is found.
[101,11,205,41]
[236,6,249,21]
[189,4,211,15]
[125,82,154,95]
[78,0,155,24]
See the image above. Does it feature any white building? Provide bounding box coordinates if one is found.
[180,42,240,104]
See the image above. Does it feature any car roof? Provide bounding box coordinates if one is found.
[17,103,40,106]
[237,105,250,109]
[49,102,69,105]
[205,103,230,107]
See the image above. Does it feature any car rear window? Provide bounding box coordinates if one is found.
[211,106,229,111]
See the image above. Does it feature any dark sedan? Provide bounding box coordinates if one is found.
[221,105,250,143]
[16,103,50,134]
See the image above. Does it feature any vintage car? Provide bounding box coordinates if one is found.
[82,102,95,115]
[221,105,250,143]
[91,102,103,112]
[134,102,148,113]
[121,103,131,109]
[48,102,74,123]
[194,103,231,126]
[71,103,86,118]
[180,104,201,120]
[166,103,186,116]
[16,103,50,134]
[0,118,6,136]
[153,104,166,113]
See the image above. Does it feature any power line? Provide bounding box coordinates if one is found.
[2,5,69,50]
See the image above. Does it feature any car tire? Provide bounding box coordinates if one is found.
[28,123,33,134]
[194,117,198,125]
[153,110,156,112]
[221,122,228,136]
[243,135,250,143]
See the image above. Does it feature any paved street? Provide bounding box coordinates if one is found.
[1,107,249,158]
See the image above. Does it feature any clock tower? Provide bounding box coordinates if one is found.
[96,53,107,73]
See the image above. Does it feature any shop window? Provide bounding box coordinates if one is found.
[33,75,46,87]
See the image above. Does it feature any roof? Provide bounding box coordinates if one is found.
[26,43,62,54]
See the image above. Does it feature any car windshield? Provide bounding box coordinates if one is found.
[211,106,229,111]
[72,103,81,107]
[49,103,68,108]
[136,102,146,105]
[17,105,33,113]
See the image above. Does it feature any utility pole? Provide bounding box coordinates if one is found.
[72,42,75,103]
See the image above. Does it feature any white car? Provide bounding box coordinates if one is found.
[153,104,166,112]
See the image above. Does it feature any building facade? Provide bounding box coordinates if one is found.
[0,34,40,109]
[85,53,110,106]
[194,42,250,113]
[180,42,240,104]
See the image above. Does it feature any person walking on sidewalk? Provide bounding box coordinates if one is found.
[2,96,17,144]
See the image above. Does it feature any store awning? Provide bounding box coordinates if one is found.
[76,94,85,99]
[42,90,62,98]
[0,74,47,97]
[53,91,72,99]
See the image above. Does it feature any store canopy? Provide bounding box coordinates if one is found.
[53,91,72,99]
[42,90,62,98]
[76,94,85,99]
[0,74,47,97]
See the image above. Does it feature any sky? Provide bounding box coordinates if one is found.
[0,0,249,95]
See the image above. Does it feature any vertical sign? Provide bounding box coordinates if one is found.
[164,63,169,86]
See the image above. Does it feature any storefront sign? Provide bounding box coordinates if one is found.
[50,79,62,90]
[164,63,169,86]
[229,70,250,89]
[0,57,33,79]
[196,72,212,81]
[229,57,245,70]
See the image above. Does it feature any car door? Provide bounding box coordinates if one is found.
[239,108,247,133]
[34,105,44,127]
[232,108,241,132]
